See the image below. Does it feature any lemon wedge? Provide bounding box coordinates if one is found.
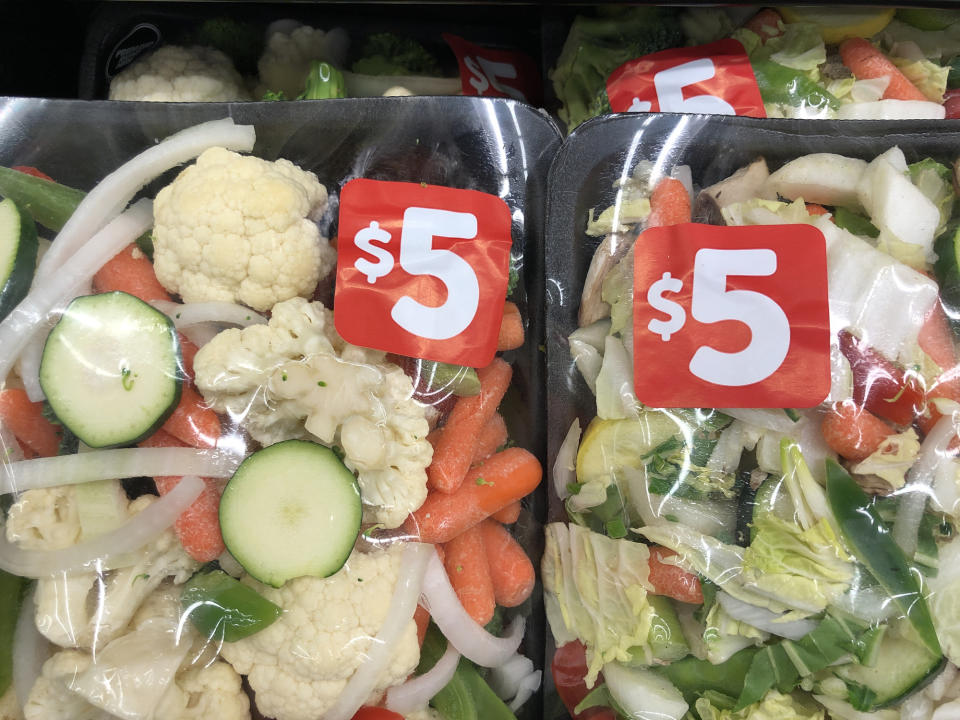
[576,413,680,484]
[777,7,896,44]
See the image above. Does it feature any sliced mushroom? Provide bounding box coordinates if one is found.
[579,231,635,327]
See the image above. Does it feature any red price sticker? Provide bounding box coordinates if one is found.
[633,223,830,408]
[335,179,512,367]
[606,39,765,117]
[443,33,541,103]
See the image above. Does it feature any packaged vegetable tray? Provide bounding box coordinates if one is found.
[543,112,960,720]
[550,5,960,132]
[0,96,559,720]
[79,3,541,105]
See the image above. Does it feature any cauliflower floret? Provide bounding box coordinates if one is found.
[258,23,349,99]
[405,708,445,720]
[24,651,110,720]
[0,688,23,720]
[108,45,251,102]
[194,298,432,527]
[9,488,199,650]
[154,661,251,720]
[220,545,420,720]
[153,147,335,312]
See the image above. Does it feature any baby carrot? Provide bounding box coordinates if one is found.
[744,8,784,43]
[805,203,830,216]
[919,301,956,373]
[821,401,895,462]
[479,520,535,607]
[648,546,703,604]
[647,177,691,228]
[428,358,513,493]
[410,447,542,544]
[161,384,221,449]
[92,244,172,303]
[444,525,496,625]
[139,429,225,562]
[473,412,508,466]
[0,388,60,458]
[840,38,927,102]
[497,301,525,351]
[177,333,200,382]
[492,500,522,524]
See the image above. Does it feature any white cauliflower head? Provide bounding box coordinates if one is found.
[8,488,199,650]
[193,298,432,527]
[258,23,350,99]
[108,45,252,102]
[220,544,420,720]
[153,147,335,312]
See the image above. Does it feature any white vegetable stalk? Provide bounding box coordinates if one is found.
[595,335,640,421]
[0,475,202,577]
[894,415,956,557]
[489,653,541,711]
[384,643,460,714]
[324,542,433,720]
[553,418,581,500]
[420,552,524,667]
[0,200,154,391]
[151,300,267,328]
[1,447,240,494]
[36,118,256,281]
[717,592,818,640]
[13,586,51,715]
[509,670,542,711]
[719,408,797,434]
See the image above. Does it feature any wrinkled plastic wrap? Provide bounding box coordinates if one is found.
[0,97,558,720]
[543,113,960,720]
[549,6,960,132]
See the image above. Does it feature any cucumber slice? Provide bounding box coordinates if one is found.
[220,440,362,587]
[834,631,945,709]
[0,197,38,321]
[935,225,960,337]
[40,291,182,448]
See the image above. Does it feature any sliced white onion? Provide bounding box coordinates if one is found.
[180,324,224,349]
[553,418,581,500]
[13,585,51,713]
[894,415,956,557]
[0,475,202,577]
[489,653,534,701]
[509,670,541,711]
[36,118,255,281]
[16,345,44,402]
[385,642,460,714]
[0,420,23,464]
[718,408,797,433]
[717,591,817,640]
[1,447,240,494]
[150,300,267,329]
[324,542,433,720]
[420,552,524,667]
[0,200,155,389]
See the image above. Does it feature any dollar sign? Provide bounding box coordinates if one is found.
[353,221,394,284]
[647,271,686,341]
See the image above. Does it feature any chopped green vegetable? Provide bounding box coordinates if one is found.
[300,61,346,100]
[352,33,442,76]
[181,569,282,642]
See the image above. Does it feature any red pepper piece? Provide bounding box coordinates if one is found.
[838,329,926,426]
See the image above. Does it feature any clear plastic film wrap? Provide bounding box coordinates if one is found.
[543,113,960,720]
[549,6,960,133]
[0,98,558,720]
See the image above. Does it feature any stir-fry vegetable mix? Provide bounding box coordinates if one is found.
[553,6,960,130]
[0,118,543,720]
[546,142,960,720]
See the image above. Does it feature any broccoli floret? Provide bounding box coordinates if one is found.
[179,17,263,74]
[551,7,684,131]
[299,61,346,99]
[351,32,442,76]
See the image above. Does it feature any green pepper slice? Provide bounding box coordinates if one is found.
[181,569,282,642]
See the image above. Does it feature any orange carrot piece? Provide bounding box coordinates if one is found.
[497,301,525,351]
[821,401,895,462]
[744,8,784,43]
[177,333,200,383]
[648,547,704,604]
[92,244,172,303]
[473,413,509,465]
[410,447,542,544]
[479,520,535,607]
[805,203,830,216]
[920,301,957,372]
[139,429,225,562]
[161,384,221,449]
[647,177,691,228]
[840,38,927,102]
[414,605,430,648]
[443,525,496,625]
[427,358,513,493]
[491,500,522,524]
[0,388,61,458]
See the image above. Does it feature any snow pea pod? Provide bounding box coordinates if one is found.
[825,459,941,655]
[751,59,840,113]
[180,569,282,642]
